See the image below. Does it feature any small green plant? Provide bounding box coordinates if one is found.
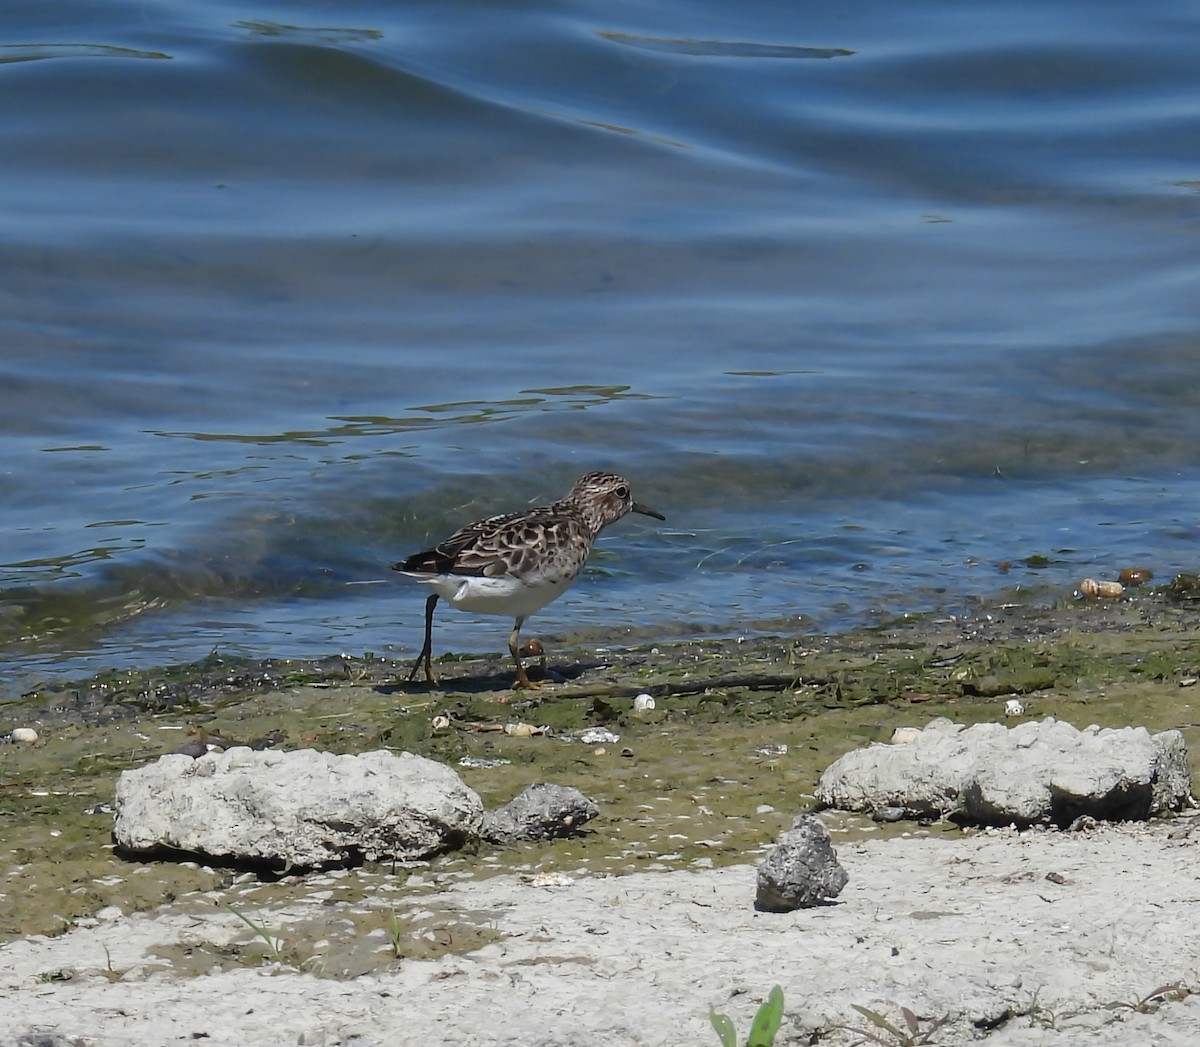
[1104,982,1190,1015]
[1012,986,1062,1030]
[385,908,405,958]
[227,905,282,962]
[710,985,784,1047]
[843,1004,951,1046]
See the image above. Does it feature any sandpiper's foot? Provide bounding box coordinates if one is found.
[406,660,438,686]
[510,651,544,688]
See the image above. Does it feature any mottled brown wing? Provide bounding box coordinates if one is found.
[454,509,582,577]
[395,506,568,577]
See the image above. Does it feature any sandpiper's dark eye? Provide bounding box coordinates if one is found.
[616,485,629,498]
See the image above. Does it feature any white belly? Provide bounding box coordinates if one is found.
[422,571,576,619]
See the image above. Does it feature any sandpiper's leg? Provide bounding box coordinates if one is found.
[408,593,440,684]
[508,616,542,689]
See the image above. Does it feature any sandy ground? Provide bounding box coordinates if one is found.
[4,818,1200,1047]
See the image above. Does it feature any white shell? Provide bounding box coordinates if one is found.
[633,693,655,711]
[528,871,573,888]
[1004,699,1025,717]
[10,727,38,745]
[1079,577,1124,598]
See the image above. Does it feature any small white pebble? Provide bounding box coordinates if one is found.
[890,727,922,744]
[10,728,38,745]
[1005,699,1025,717]
[529,872,573,888]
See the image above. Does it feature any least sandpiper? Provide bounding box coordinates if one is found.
[393,471,665,688]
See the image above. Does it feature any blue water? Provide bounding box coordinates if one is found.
[2,0,1199,696]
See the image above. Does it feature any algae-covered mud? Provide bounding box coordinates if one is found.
[1,583,1198,970]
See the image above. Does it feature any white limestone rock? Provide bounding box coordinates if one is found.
[816,716,1190,826]
[113,747,484,867]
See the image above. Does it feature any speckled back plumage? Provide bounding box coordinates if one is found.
[397,471,651,582]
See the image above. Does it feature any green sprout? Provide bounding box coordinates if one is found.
[227,904,282,962]
[710,985,784,1047]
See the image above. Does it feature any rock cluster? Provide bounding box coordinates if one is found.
[816,716,1191,826]
[114,747,602,868]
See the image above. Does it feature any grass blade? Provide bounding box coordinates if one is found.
[709,1008,738,1047]
[747,985,785,1046]
[849,1005,904,1039]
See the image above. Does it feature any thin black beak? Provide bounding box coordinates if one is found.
[632,501,665,521]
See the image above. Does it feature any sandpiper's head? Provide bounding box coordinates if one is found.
[565,471,665,535]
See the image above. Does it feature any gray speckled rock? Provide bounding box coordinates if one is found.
[113,747,484,867]
[755,815,848,912]
[481,783,599,845]
[816,717,1191,826]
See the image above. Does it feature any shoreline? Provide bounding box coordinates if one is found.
[1,585,1199,1042]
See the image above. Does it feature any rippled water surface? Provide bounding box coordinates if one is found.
[3,0,1199,695]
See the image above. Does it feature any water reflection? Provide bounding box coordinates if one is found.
[0,43,170,65]
[233,21,384,44]
[597,32,854,61]
[146,385,668,444]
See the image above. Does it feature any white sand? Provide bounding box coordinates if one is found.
[4,821,1200,1046]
